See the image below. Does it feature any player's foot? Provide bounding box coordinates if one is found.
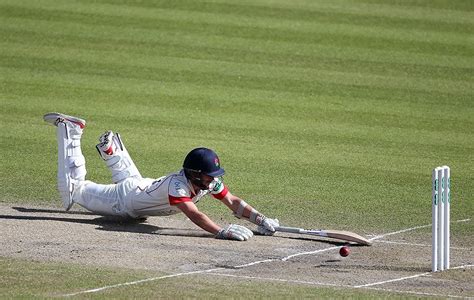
[96,131,116,159]
[43,112,86,129]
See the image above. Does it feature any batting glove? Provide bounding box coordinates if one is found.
[216,224,253,241]
[257,218,279,236]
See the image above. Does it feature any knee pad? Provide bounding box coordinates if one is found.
[57,122,86,210]
[58,122,86,181]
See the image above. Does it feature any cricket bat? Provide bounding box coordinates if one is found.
[275,226,372,246]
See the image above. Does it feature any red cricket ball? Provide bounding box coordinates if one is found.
[339,246,350,257]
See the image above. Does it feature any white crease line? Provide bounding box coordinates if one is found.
[283,218,471,262]
[207,272,346,288]
[234,259,276,268]
[369,218,470,241]
[450,264,474,270]
[364,286,472,299]
[61,268,224,297]
[234,246,340,268]
[374,240,470,250]
[354,264,474,288]
[59,218,472,297]
[282,246,339,261]
[207,272,473,300]
[373,240,433,247]
[354,272,431,288]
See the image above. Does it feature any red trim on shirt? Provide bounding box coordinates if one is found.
[212,186,229,200]
[169,195,192,205]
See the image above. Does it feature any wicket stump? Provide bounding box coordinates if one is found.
[432,166,450,272]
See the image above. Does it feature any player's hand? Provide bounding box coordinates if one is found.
[216,224,253,241]
[257,218,279,236]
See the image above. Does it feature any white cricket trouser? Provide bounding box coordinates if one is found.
[74,178,138,217]
[71,130,147,217]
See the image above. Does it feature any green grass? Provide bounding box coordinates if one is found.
[0,257,157,299]
[0,0,473,297]
[0,257,417,299]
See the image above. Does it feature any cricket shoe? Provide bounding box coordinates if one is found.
[43,112,86,129]
[96,130,117,159]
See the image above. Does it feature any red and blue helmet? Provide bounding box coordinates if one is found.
[183,147,225,177]
[183,148,225,190]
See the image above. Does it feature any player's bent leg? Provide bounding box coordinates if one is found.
[44,112,87,211]
[56,122,74,210]
[73,181,129,217]
[96,131,142,183]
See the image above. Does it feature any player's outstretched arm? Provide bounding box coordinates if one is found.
[176,201,252,241]
[218,191,279,236]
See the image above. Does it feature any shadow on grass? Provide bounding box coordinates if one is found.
[4,206,213,238]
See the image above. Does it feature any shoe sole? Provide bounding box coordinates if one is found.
[44,112,86,128]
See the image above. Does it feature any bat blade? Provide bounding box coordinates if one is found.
[311,229,371,246]
[275,226,371,246]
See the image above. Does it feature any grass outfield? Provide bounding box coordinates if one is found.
[2,257,404,299]
[0,0,473,298]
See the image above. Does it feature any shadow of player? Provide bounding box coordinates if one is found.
[5,206,213,238]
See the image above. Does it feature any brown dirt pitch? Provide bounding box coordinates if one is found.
[1,204,472,298]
